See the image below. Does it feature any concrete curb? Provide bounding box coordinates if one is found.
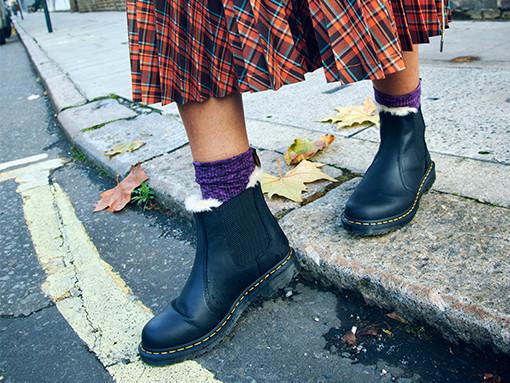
[14,21,87,112]
[14,21,510,354]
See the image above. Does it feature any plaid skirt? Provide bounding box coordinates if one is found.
[126,0,451,105]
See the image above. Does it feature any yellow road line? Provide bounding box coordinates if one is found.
[9,158,219,383]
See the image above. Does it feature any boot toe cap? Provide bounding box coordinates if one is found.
[344,192,414,223]
[141,306,208,351]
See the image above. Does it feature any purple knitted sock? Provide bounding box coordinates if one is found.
[374,80,421,109]
[193,147,256,202]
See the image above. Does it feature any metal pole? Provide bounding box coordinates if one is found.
[16,0,24,20]
[41,0,52,33]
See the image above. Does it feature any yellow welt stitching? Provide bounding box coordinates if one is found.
[141,251,294,356]
[345,162,434,226]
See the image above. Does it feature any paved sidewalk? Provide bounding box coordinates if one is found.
[13,12,510,354]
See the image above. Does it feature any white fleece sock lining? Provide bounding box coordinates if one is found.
[184,195,223,213]
[246,165,264,188]
[376,102,418,116]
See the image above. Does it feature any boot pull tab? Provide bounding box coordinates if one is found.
[252,148,262,167]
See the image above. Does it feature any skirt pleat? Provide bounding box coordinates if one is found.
[127,0,163,102]
[390,0,452,50]
[126,0,451,105]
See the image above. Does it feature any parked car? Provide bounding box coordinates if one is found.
[0,0,12,45]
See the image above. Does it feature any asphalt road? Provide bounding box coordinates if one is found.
[1,34,509,383]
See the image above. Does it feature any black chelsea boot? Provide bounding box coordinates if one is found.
[341,106,436,236]
[138,165,300,365]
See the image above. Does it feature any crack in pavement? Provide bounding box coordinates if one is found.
[0,301,56,319]
[51,195,104,351]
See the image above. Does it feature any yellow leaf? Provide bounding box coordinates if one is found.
[284,134,336,165]
[261,173,306,202]
[287,160,337,183]
[104,140,145,158]
[261,160,337,202]
[321,97,379,129]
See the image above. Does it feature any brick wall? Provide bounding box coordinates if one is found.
[455,0,510,9]
[453,0,510,19]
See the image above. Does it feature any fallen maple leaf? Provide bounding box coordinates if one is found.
[284,134,336,165]
[94,163,149,213]
[450,55,480,63]
[261,173,306,203]
[320,97,379,129]
[261,160,337,202]
[104,140,145,158]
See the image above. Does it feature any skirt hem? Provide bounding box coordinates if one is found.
[127,0,452,106]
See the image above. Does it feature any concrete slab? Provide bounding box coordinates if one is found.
[242,70,368,138]
[279,179,510,354]
[142,145,197,217]
[73,113,188,177]
[16,13,132,100]
[58,98,138,139]
[246,118,510,208]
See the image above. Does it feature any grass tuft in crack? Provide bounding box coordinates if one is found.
[71,146,88,162]
[69,146,109,178]
[131,181,156,210]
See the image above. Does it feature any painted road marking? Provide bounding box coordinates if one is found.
[0,153,48,172]
[4,157,219,382]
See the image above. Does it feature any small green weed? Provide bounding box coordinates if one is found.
[71,146,87,162]
[131,181,156,210]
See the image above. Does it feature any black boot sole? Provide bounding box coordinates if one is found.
[138,248,300,366]
[341,162,436,237]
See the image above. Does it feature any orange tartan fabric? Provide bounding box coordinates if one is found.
[126,0,451,105]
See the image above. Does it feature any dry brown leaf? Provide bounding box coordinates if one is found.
[386,311,409,324]
[284,134,336,165]
[450,55,480,63]
[94,163,149,213]
[320,97,379,129]
[261,160,337,202]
